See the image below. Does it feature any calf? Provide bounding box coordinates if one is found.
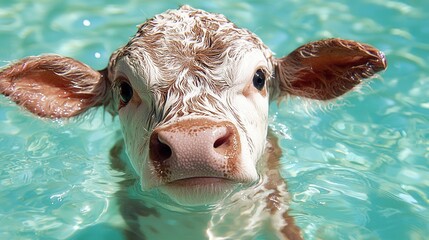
[0,5,386,239]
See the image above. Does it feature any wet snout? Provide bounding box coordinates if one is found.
[149,118,242,185]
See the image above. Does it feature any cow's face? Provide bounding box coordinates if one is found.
[108,6,274,205]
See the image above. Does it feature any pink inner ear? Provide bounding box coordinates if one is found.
[29,71,99,100]
[275,39,387,100]
[11,71,94,118]
[0,55,109,118]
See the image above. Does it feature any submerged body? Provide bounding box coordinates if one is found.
[0,5,386,239]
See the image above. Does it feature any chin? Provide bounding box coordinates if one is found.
[158,177,239,206]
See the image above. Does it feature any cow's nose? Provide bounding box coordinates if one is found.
[149,119,240,181]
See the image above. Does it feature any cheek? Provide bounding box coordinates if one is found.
[233,94,269,158]
[118,104,152,174]
[119,105,138,142]
[240,92,269,129]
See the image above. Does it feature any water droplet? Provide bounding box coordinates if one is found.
[83,19,91,27]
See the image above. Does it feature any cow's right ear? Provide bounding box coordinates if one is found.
[0,55,111,118]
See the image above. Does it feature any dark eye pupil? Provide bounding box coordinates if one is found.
[119,82,133,104]
[253,69,266,91]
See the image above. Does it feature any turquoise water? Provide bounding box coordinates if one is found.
[0,0,428,239]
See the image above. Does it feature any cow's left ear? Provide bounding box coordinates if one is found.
[272,38,387,100]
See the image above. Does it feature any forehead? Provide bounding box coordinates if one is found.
[112,6,273,84]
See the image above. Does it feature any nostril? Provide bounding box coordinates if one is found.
[214,134,230,148]
[158,139,172,160]
[150,132,172,163]
[213,127,235,154]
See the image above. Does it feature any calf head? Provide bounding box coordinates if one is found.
[0,6,386,205]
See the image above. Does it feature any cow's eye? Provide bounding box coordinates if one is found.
[253,69,266,91]
[119,81,133,105]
